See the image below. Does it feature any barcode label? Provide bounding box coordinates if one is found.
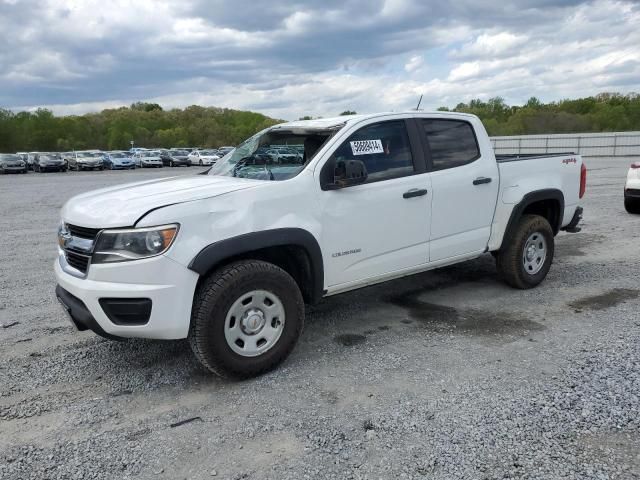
[350,139,384,156]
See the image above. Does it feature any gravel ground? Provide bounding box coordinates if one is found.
[1,159,639,480]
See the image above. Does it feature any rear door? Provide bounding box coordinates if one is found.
[316,118,432,288]
[417,117,499,262]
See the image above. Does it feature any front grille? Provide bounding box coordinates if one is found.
[65,250,91,273]
[66,224,101,240]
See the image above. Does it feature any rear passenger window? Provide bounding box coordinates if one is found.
[325,120,414,185]
[421,119,480,170]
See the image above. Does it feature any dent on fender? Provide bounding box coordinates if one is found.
[502,185,523,204]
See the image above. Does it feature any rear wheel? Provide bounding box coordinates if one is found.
[189,260,304,378]
[496,214,554,289]
[625,197,640,214]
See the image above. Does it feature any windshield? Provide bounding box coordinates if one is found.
[110,152,127,158]
[207,127,334,181]
[39,155,58,161]
[171,150,189,156]
[200,149,219,156]
[0,154,20,161]
[78,152,101,158]
[142,151,159,157]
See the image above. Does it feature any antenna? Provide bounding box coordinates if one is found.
[415,94,423,110]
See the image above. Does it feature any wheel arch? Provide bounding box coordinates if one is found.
[188,228,324,304]
[500,189,564,250]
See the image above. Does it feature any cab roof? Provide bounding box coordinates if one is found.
[273,111,476,131]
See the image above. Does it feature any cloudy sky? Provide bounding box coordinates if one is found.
[1,0,639,120]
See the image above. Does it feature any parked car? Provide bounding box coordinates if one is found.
[264,147,302,163]
[105,151,136,170]
[68,151,104,171]
[16,152,29,165]
[0,153,27,173]
[217,146,235,156]
[26,152,39,170]
[162,149,191,167]
[188,149,220,166]
[54,111,585,378]
[134,150,163,168]
[34,153,66,172]
[624,161,640,213]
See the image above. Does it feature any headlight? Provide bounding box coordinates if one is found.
[92,224,179,263]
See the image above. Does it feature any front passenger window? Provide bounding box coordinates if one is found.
[323,120,414,186]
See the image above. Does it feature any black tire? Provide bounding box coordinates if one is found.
[189,260,304,378]
[495,214,554,289]
[624,197,640,214]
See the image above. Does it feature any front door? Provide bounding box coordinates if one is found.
[316,119,432,288]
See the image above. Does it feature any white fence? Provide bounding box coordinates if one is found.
[490,131,640,158]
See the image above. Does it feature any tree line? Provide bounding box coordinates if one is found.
[437,92,640,136]
[1,93,639,153]
[0,103,281,153]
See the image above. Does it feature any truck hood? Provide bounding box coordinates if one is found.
[62,174,261,228]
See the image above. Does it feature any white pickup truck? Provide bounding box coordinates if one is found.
[55,112,586,377]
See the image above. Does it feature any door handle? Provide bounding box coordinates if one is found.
[403,188,428,199]
[473,177,492,185]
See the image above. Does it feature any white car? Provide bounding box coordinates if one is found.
[55,111,585,378]
[134,150,163,168]
[624,162,640,213]
[188,149,220,166]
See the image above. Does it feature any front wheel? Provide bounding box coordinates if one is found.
[495,214,554,289]
[189,260,304,378]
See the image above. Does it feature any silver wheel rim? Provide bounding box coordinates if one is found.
[523,232,547,275]
[224,290,285,357]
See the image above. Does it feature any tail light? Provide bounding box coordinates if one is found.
[579,163,587,199]
[631,162,640,169]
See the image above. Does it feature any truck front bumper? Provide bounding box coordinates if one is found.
[54,253,199,339]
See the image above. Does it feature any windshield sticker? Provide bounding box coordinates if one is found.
[350,140,384,156]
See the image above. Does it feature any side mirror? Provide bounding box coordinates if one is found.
[326,159,368,189]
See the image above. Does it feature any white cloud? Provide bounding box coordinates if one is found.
[404,55,424,73]
[452,32,529,59]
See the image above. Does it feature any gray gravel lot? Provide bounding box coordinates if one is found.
[1,160,639,480]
